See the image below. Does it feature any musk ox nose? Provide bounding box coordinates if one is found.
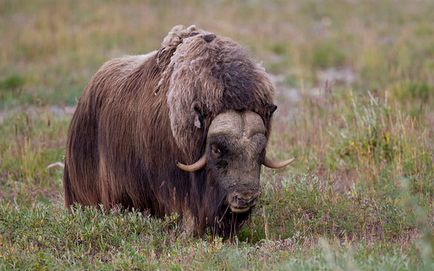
[228,191,259,213]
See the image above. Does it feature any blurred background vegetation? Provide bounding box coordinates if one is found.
[0,0,433,270]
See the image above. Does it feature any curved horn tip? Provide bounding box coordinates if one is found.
[176,154,207,172]
[263,157,295,169]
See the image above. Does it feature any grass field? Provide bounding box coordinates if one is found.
[0,0,433,270]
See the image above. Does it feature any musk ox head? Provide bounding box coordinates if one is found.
[158,25,293,215]
[177,110,294,213]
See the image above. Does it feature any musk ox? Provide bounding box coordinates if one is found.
[63,25,293,238]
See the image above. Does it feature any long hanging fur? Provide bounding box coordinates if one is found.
[63,25,275,237]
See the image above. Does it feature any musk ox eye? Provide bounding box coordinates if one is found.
[210,144,222,157]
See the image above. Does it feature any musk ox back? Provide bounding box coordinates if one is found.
[63,25,293,238]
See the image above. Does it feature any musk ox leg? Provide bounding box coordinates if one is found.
[63,161,101,209]
[97,154,137,210]
[180,210,196,238]
[64,100,103,207]
[98,155,110,209]
[63,163,74,208]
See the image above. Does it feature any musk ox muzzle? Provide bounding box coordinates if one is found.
[227,191,260,213]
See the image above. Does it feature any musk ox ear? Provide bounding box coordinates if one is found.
[192,102,207,129]
[265,104,277,119]
[268,104,277,115]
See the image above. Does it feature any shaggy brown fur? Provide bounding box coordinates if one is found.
[63,25,276,237]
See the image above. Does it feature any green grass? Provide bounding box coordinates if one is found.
[0,203,431,270]
[1,0,433,269]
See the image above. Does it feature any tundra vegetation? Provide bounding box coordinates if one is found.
[0,0,433,270]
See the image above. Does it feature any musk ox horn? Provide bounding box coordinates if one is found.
[177,153,207,172]
[263,156,295,169]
